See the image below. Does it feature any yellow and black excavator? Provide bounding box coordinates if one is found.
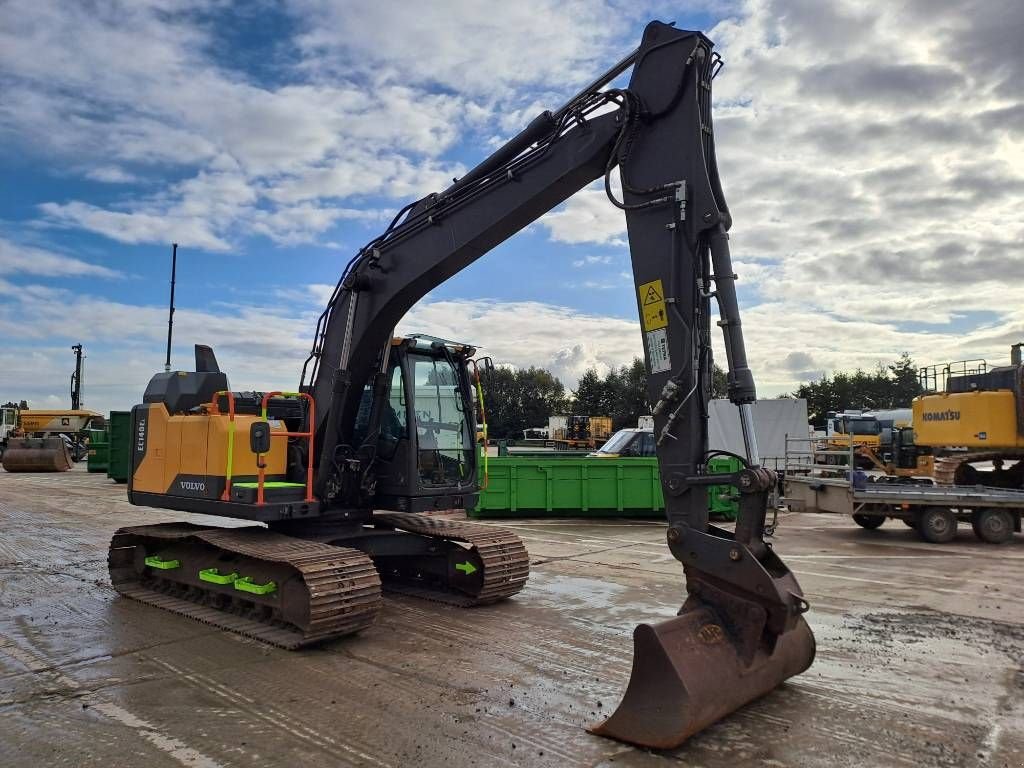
[885,345,1024,487]
[108,22,814,749]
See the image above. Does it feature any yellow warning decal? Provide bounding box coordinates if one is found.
[638,279,668,332]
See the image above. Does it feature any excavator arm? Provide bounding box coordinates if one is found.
[297,20,814,748]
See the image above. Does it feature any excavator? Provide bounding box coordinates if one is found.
[107,22,814,749]
[912,345,1024,486]
[839,346,1024,489]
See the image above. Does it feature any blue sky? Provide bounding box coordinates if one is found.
[2,0,1022,413]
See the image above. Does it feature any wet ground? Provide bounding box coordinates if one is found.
[1,468,1022,767]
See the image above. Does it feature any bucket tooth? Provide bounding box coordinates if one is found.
[590,607,815,749]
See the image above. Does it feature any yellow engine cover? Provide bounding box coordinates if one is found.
[913,390,1023,449]
[132,403,290,498]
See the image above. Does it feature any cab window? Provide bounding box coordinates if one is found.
[410,354,472,486]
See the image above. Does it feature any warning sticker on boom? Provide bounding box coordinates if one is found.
[645,328,672,374]
[638,279,668,332]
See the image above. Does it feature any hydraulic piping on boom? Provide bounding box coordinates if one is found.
[107,21,813,750]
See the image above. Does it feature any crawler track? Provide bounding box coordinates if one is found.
[108,523,382,649]
[372,513,530,606]
[933,450,1024,486]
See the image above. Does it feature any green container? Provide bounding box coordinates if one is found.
[471,454,744,520]
[87,427,110,473]
[107,410,132,484]
[471,456,664,518]
[706,456,742,520]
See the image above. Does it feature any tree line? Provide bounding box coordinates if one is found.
[480,352,923,438]
[793,352,922,427]
[481,359,727,439]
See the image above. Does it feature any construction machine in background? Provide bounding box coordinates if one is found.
[107,22,813,749]
[1,410,103,470]
[824,410,884,456]
[903,345,1024,487]
[843,346,1024,488]
[821,408,930,475]
[2,345,103,471]
[548,414,613,450]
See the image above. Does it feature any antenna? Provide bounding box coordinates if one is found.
[165,243,178,372]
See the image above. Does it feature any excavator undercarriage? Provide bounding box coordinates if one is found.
[109,512,528,648]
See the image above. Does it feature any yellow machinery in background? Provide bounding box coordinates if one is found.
[548,415,613,450]
[1,408,104,472]
[911,346,1024,486]
[2,344,103,472]
[864,345,1024,487]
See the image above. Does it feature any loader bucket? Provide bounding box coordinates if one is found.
[2,437,74,472]
[590,606,815,749]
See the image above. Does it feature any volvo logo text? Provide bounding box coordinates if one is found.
[180,480,206,492]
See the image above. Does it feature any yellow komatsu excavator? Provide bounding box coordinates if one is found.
[883,345,1024,487]
[107,22,814,749]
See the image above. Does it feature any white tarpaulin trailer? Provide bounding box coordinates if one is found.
[707,398,809,470]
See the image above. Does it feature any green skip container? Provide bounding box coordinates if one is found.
[470,454,744,520]
[86,428,109,473]
[471,456,664,518]
[107,410,132,484]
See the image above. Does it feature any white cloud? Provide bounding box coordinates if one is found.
[39,200,232,252]
[398,298,642,387]
[0,1,471,251]
[572,255,614,268]
[0,280,647,410]
[288,0,636,99]
[84,166,139,184]
[2,0,1023,402]
[533,0,1024,394]
[542,176,627,246]
[0,238,121,279]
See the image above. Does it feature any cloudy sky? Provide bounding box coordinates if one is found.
[1,0,1022,413]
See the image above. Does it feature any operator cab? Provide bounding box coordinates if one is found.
[354,335,480,513]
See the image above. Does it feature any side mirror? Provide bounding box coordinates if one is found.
[477,356,494,373]
[250,421,271,454]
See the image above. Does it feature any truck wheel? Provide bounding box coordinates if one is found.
[972,509,1014,545]
[852,513,885,529]
[918,508,957,543]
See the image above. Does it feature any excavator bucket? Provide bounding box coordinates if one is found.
[590,606,815,749]
[2,437,74,472]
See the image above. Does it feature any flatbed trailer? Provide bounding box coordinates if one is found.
[783,436,1023,545]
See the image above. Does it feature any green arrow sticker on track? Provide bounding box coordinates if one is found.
[455,561,477,576]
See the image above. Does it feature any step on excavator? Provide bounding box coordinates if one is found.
[108,21,815,749]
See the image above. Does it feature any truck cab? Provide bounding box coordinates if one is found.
[0,406,17,441]
[591,428,656,457]
[825,411,883,447]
